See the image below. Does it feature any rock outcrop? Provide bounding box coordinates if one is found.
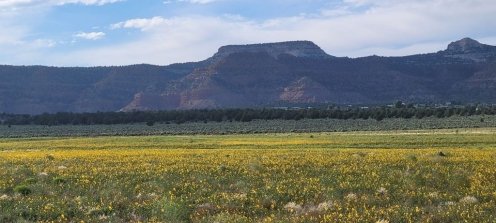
[447,38,489,53]
[0,38,496,114]
[207,41,331,63]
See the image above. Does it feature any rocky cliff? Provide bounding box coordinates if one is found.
[0,38,495,114]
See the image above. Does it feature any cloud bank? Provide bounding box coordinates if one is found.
[111,16,167,31]
[74,32,106,40]
[0,0,123,8]
[1,0,496,66]
[55,0,496,66]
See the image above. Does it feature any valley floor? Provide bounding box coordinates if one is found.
[1,115,496,138]
[1,129,496,222]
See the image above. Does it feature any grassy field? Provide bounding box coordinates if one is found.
[1,115,496,138]
[1,129,496,222]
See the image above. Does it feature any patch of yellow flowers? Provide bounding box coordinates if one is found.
[0,134,495,222]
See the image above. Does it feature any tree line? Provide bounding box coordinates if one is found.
[1,103,495,126]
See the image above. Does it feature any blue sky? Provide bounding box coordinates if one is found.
[0,0,495,66]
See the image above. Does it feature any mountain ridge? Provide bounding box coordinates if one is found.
[1,38,496,114]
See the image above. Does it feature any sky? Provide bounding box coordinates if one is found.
[0,0,495,66]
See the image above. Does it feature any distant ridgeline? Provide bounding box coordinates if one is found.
[1,38,496,114]
[1,104,495,126]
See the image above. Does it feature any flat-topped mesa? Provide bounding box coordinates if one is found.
[446,38,491,53]
[209,41,331,62]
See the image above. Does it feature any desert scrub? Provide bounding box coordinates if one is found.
[1,115,496,138]
[13,185,32,195]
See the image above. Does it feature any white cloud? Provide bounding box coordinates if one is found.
[0,30,25,47]
[164,0,219,4]
[0,0,120,65]
[31,38,56,47]
[3,0,496,66]
[111,16,167,31]
[0,0,37,7]
[0,25,57,64]
[0,0,123,8]
[48,0,495,66]
[55,0,124,6]
[181,0,219,4]
[74,31,105,40]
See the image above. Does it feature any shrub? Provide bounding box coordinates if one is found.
[14,185,32,195]
[53,177,67,184]
[23,177,37,184]
[199,212,250,223]
[152,198,190,222]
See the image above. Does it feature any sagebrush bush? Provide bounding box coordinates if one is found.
[14,185,32,195]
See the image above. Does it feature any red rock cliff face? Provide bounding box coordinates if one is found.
[1,38,496,114]
[121,38,496,111]
[279,77,332,103]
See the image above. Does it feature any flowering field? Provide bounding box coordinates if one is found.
[1,129,496,222]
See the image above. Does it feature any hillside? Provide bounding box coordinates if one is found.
[1,38,495,114]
